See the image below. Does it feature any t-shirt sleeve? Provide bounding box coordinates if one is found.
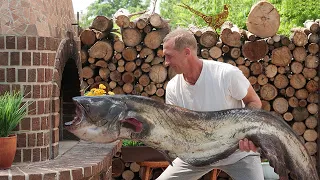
[226,67,250,100]
[165,80,178,105]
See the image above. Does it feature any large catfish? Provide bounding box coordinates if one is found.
[65,95,318,180]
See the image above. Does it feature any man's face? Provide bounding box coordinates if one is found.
[163,39,186,74]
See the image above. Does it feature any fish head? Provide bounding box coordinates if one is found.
[65,95,145,143]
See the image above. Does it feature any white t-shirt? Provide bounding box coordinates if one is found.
[165,59,258,166]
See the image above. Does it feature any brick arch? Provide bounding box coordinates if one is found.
[48,32,83,158]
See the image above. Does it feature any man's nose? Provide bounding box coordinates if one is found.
[164,59,170,67]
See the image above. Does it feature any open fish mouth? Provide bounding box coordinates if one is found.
[64,101,83,130]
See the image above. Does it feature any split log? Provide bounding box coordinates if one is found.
[271,46,292,66]
[237,65,250,78]
[144,28,170,49]
[305,116,317,129]
[114,40,125,52]
[82,66,94,79]
[96,60,108,68]
[260,83,277,101]
[122,170,135,180]
[133,69,142,78]
[125,61,137,72]
[112,158,125,177]
[291,61,303,74]
[292,107,309,122]
[81,48,88,63]
[130,162,140,173]
[99,68,110,80]
[274,74,289,89]
[305,55,319,69]
[308,33,319,44]
[122,72,135,84]
[291,29,308,46]
[295,89,308,99]
[265,64,277,78]
[281,36,291,46]
[91,16,113,32]
[229,48,241,59]
[80,29,96,46]
[306,80,318,93]
[110,70,122,82]
[299,99,308,107]
[149,65,168,83]
[303,129,318,142]
[140,47,155,63]
[283,112,293,121]
[145,84,157,95]
[307,103,318,115]
[136,18,148,30]
[122,47,138,61]
[292,122,306,136]
[122,28,142,47]
[261,100,271,111]
[139,74,151,86]
[201,49,209,59]
[242,40,268,61]
[235,57,245,65]
[109,81,117,89]
[221,45,230,53]
[257,74,268,85]
[272,97,288,114]
[304,20,320,33]
[290,74,306,89]
[246,1,280,38]
[293,47,307,62]
[220,28,241,47]
[199,30,218,48]
[305,142,317,156]
[241,30,256,41]
[141,63,151,73]
[307,93,318,103]
[288,96,299,108]
[250,62,263,75]
[285,86,295,97]
[308,43,319,55]
[123,83,133,94]
[88,41,113,60]
[150,13,169,29]
[151,56,164,65]
[114,10,130,28]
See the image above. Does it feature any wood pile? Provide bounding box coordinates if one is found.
[80,12,171,103]
[80,3,319,179]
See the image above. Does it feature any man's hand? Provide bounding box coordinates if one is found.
[239,138,257,152]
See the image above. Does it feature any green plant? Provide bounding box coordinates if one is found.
[0,91,29,137]
[122,139,144,147]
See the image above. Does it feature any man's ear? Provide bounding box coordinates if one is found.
[185,48,191,56]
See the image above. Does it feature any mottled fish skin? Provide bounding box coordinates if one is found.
[66,95,319,180]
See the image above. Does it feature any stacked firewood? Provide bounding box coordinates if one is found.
[80,12,172,103]
[190,19,319,165]
[80,8,319,180]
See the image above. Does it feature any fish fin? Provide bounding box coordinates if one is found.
[159,150,174,166]
[248,133,317,180]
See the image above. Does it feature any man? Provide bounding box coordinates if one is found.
[157,28,263,180]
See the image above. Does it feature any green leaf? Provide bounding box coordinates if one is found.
[0,91,29,137]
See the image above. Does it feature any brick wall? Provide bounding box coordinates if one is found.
[0,35,79,162]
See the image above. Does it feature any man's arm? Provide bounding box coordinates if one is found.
[242,85,262,109]
[239,85,262,152]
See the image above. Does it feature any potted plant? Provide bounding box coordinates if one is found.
[0,91,28,169]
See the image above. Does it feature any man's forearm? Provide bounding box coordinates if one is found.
[245,102,262,109]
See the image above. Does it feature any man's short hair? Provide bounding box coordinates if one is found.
[163,28,197,52]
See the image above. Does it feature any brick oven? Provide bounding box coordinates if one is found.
[0,0,120,179]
